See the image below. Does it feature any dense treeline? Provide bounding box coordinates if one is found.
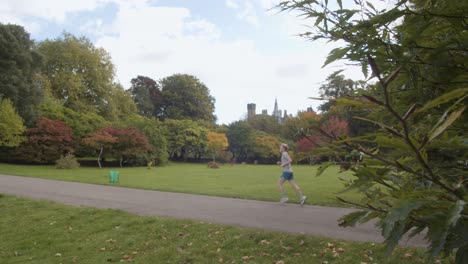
[0,23,360,167]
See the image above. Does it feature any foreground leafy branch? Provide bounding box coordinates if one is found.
[279,0,467,262]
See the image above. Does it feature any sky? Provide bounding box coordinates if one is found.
[0,0,385,125]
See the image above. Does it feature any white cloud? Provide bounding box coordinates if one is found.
[225,0,259,26]
[93,2,351,124]
[225,0,239,9]
[0,0,109,23]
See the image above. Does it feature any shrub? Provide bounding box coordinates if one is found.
[56,154,80,169]
[207,161,219,169]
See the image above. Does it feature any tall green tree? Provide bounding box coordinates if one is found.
[160,74,216,123]
[317,74,356,112]
[0,98,25,147]
[40,97,109,138]
[128,75,163,118]
[279,0,467,262]
[226,121,256,161]
[247,114,282,136]
[37,33,116,118]
[122,114,169,166]
[164,119,208,160]
[0,23,43,126]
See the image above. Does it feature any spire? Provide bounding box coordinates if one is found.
[273,97,278,117]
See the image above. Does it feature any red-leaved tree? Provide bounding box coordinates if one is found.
[82,126,151,168]
[13,117,75,163]
[82,128,118,168]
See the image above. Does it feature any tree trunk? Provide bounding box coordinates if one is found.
[119,156,123,168]
[97,145,103,169]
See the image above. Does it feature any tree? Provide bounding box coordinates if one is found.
[37,33,117,118]
[82,128,118,168]
[40,97,109,138]
[0,23,43,126]
[12,117,75,163]
[318,74,356,112]
[0,98,25,147]
[105,83,138,121]
[226,121,256,162]
[252,133,282,163]
[318,73,376,137]
[247,114,282,136]
[111,127,151,167]
[82,126,151,168]
[295,135,321,164]
[279,0,467,262]
[128,76,163,118]
[281,110,320,141]
[164,119,208,161]
[122,114,169,166]
[207,131,228,162]
[160,74,216,123]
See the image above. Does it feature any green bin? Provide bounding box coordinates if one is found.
[109,170,119,183]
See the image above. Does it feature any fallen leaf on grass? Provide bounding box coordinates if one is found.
[106,239,117,243]
[217,248,221,253]
[322,261,328,264]
[275,261,285,264]
[299,240,305,246]
[241,256,253,260]
[294,253,301,256]
[100,247,106,251]
[404,252,413,258]
[281,246,292,251]
[260,240,271,245]
[55,253,62,257]
[336,248,345,253]
[327,242,335,249]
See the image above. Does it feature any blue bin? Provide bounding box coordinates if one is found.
[109,170,119,183]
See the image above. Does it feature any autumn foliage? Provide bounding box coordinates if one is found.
[13,117,75,163]
[82,126,151,167]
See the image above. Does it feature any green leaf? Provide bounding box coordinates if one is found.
[337,0,343,9]
[323,47,350,67]
[427,200,466,258]
[361,61,369,79]
[338,210,369,227]
[418,88,468,113]
[456,246,468,264]
[384,221,407,255]
[315,15,324,26]
[316,162,332,176]
[366,1,377,13]
[447,200,465,228]
[332,98,378,108]
[382,200,425,238]
[429,107,465,143]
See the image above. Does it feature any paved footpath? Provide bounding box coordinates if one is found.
[0,174,425,246]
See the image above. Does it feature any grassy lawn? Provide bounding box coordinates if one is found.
[0,194,441,264]
[0,163,359,207]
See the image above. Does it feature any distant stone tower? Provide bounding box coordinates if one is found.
[247,103,256,120]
